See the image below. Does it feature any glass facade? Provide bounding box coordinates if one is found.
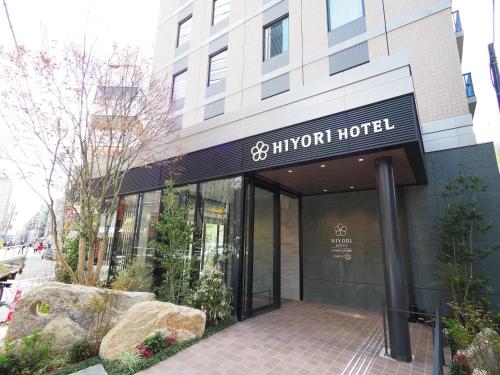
[134,191,162,266]
[105,177,243,312]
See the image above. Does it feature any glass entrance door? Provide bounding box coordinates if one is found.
[252,186,277,311]
[240,179,280,318]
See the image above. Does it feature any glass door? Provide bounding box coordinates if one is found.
[241,179,280,318]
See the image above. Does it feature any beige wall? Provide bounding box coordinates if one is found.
[152,0,471,152]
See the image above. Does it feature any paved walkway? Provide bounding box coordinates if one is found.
[140,302,438,375]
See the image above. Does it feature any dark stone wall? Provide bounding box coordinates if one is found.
[302,190,386,311]
[403,142,500,313]
[301,142,500,314]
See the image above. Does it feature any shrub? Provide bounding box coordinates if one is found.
[187,266,232,325]
[142,332,165,355]
[445,318,473,353]
[164,333,178,347]
[111,260,154,292]
[78,291,118,356]
[67,340,92,363]
[135,343,153,358]
[55,237,80,284]
[116,351,141,372]
[0,341,18,374]
[17,331,59,373]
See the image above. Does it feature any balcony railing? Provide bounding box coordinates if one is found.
[463,73,475,98]
[452,10,462,33]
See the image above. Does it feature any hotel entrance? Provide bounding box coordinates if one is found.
[239,177,301,320]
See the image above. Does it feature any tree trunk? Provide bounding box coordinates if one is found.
[77,235,87,284]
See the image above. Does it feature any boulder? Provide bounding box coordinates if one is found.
[99,301,206,360]
[42,316,87,350]
[7,282,156,344]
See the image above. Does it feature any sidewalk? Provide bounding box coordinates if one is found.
[0,251,55,343]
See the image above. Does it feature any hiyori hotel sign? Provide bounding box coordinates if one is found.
[251,118,394,162]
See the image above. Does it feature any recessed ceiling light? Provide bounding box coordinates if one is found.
[323,189,328,192]
[288,170,293,173]
[350,186,355,189]
[320,164,326,168]
[358,158,364,162]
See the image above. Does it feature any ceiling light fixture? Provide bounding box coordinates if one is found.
[350,186,355,189]
[358,158,364,162]
[320,164,326,168]
[323,189,328,192]
[288,170,293,173]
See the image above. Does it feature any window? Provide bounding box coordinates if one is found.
[327,0,364,31]
[172,70,188,101]
[263,16,289,61]
[208,48,228,86]
[212,0,231,25]
[177,15,192,47]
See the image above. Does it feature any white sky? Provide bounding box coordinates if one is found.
[0,0,499,234]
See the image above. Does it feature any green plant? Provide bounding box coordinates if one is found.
[67,340,92,363]
[116,351,141,372]
[111,260,154,292]
[36,301,50,314]
[150,181,196,304]
[142,332,165,355]
[435,172,500,324]
[0,341,18,374]
[187,266,232,324]
[445,318,473,353]
[55,237,80,284]
[79,291,118,356]
[17,331,56,373]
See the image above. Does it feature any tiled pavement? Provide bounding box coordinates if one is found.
[140,302,441,375]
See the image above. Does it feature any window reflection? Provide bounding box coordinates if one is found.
[135,191,162,266]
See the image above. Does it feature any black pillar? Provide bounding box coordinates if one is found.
[375,156,412,362]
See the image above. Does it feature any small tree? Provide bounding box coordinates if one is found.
[435,171,499,322]
[0,43,177,285]
[150,181,195,304]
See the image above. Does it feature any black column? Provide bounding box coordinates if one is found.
[375,156,412,362]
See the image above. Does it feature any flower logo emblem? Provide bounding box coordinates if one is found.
[251,141,270,162]
[334,223,347,237]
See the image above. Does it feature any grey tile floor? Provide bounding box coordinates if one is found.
[140,301,439,375]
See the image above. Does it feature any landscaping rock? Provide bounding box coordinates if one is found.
[99,301,206,360]
[42,316,87,350]
[7,282,156,345]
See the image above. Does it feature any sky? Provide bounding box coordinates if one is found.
[0,0,160,234]
[0,0,499,235]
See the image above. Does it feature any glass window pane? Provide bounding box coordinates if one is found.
[264,17,289,61]
[199,177,243,312]
[177,16,192,47]
[328,0,364,30]
[252,187,275,310]
[113,194,139,273]
[98,199,117,281]
[208,49,228,86]
[173,70,187,100]
[213,0,231,25]
[135,191,161,266]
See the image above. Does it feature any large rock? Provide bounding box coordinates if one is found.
[42,316,87,350]
[7,282,155,344]
[99,301,206,360]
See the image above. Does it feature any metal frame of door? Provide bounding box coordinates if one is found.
[239,175,281,319]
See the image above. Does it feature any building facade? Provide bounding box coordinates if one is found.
[102,0,500,361]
